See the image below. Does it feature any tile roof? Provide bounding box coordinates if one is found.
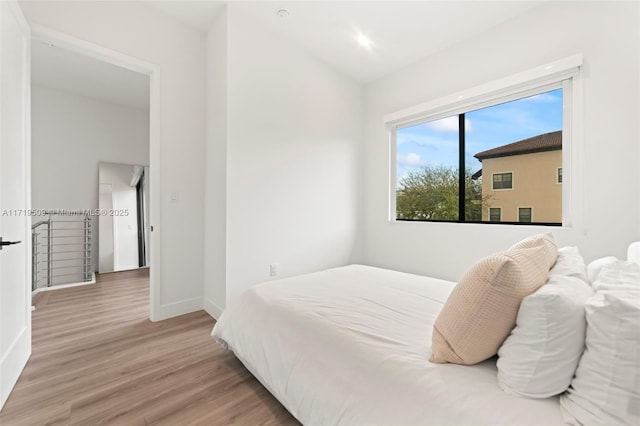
[474,130,562,161]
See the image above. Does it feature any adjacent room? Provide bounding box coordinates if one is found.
[30,38,151,289]
[0,0,638,424]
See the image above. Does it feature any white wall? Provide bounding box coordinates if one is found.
[218,6,363,304]
[362,1,640,281]
[203,9,228,318]
[21,1,207,320]
[28,1,637,322]
[31,85,148,271]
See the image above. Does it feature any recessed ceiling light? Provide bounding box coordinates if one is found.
[357,33,372,49]
[276,9,290,20]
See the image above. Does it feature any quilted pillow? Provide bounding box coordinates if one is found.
[430,239,557,365]
[497,275,593,398]
[508,233,558,270]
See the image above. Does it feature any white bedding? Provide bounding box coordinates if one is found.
[212,265,564,425]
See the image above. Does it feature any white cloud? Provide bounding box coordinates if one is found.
[424,116,473,132]
[397,152,425,168]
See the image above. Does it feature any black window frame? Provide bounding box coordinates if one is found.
[390,71,577,228]
[395,107,563,226]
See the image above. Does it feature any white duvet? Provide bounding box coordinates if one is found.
[212,265,564,425]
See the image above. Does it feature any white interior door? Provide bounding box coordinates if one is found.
[0,0,31,410]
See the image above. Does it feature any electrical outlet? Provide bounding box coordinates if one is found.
[269,264,278,277]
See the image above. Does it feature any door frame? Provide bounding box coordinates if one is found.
[30,24,162,321]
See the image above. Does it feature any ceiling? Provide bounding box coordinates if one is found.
[31,38,150,110]
[228,1,544,83]
[30,1,546,108]
[143,0,226,32]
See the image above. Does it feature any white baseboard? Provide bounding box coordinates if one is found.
[32,272,96,295]
[154,297,203,322]
[0,325,30,410]
[203,297,224,320]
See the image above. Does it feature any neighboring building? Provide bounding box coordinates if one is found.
[474,130,562,224]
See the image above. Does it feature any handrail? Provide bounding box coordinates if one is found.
[32,220,49,229]
[31,212,92,290]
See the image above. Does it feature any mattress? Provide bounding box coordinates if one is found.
[212,264,564,425]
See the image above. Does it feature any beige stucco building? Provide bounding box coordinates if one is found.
[474,131,562,224]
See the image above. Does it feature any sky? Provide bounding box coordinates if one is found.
[396,88,563,183]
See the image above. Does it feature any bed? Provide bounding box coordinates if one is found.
[212,264,564,425]
[212,240,639,425]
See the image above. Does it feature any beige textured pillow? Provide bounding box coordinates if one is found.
[430,243,557,365]
[508,233,558,269]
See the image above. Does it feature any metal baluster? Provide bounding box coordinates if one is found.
[30,213,96,288]
[31,230,37,291]
[47,217,52,287]
[84,215,90,281]
[88,216,93,281]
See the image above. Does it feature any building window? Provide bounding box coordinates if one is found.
[519,207,532,223]
[489,208,501,222]
[387,55,581,227]
[557,167,563,183]
[492,173,513,190]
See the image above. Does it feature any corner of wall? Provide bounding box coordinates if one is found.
[203,297,224,320]
[203,7,228,313]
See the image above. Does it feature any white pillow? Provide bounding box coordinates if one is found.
[549,246,588,282]
[586,256,618,283]
[497,275,594,398]
[560,291,640,425]
[592,260,640,291]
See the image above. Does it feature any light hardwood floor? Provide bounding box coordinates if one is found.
[0,269,299,425]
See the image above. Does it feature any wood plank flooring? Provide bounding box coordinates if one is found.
[0,269,299,425]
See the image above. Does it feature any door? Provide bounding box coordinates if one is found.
[0,0,31,410]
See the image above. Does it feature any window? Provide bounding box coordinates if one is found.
[519,207,532,223]
[492,173,513,190]
[394,89,563,224]
[388,55,581,227]
[489,208,501,222]
[557,167,563,183]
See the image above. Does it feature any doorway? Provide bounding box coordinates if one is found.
[29,27,161,320]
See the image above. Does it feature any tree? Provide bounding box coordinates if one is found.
[396,165,485,221]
